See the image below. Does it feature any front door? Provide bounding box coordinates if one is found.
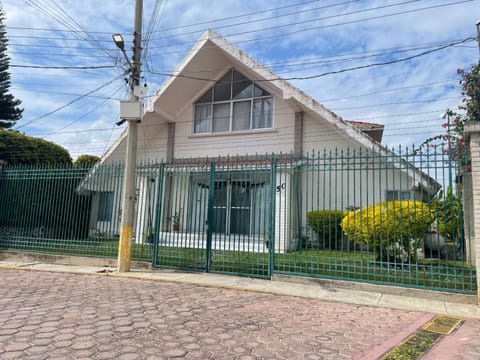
[212,180,251,235]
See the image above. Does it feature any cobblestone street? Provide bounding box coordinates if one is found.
[0,269,437,359]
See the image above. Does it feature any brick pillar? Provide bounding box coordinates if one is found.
[464,124,480,303]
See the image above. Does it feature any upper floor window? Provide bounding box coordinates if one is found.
[194,69,273,134]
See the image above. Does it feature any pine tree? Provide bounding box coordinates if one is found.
[0,6,23,129]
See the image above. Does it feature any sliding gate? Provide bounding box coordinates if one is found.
[152,159,275,278]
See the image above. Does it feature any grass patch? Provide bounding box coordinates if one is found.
[274,250,476,292]
[381,330,441,360]
[0,236,153,261]
[1,236,476,292]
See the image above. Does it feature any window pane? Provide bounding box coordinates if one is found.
[253,98,272,129]
[194,104,211,133]
[254,84,270,97]
[214,71,231,101]
[232,70,253,99]
[98,192,113,222]
[232,101,251,131]
[399,191,410,200]
[196,88,212,103]
[386,190,410,201]
[213,103,230,132]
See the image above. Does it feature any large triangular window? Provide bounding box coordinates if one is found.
[194,69,273,134]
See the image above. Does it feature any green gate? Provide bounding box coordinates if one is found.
[152,158,275,278]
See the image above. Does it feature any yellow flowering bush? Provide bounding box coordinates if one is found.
[341,201,434,258]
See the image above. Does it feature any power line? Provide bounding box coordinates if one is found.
[28,127,126,136]
[319,79,457,102]
[11,87,123,101]
[330,96,462,111]
[147,37,475,82]
[9,37,468,72]
[150,0,368,41]
[14,76,123,130]
[10,64,116,70]
[44,85,125,136]
[10,50,113,59]
[147,0,473,52]
[151,0,326,32]
[25,0,117,61]
[8,1,456,55]
[143,38,470,75]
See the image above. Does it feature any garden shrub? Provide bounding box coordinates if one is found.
[341,201,434,261]
[307,210,346,250]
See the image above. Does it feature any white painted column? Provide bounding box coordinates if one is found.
[464,124,480,303]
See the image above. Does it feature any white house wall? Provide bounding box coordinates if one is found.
[274,170,292,253]
[135,173,160,244]
[298,164,415,212]
[302,112,354,153]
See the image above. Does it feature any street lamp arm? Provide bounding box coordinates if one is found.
[112,34,133,68]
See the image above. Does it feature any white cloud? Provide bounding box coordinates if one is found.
[1,0,478,157]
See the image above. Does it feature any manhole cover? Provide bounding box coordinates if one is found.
[422,315,463,335]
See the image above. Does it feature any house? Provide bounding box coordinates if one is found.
[82,30,440,253]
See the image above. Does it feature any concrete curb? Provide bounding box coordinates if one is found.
[1,260,479,319]
[356,313,436,360]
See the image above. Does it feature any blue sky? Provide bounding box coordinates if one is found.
[2,0,479,160]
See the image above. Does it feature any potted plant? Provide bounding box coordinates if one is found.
[169,211,180,232]
[145,228,155,243]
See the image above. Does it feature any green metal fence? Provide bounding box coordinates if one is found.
[0,162,153,261]
[0,146,476,293]
[272,147,475,293]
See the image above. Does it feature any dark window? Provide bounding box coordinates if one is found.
[98,192,114,222]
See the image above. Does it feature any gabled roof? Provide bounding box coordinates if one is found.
[145,30,376,145]
[101,30,440,196]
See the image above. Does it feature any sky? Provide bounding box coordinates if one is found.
[2,0,479,160]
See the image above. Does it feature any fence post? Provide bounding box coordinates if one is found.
[206,161,215,272]
[464,124,480,303]
[152,163,165,266]
[268,154,277,278]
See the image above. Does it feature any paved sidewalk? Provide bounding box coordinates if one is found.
[1,261,480,359]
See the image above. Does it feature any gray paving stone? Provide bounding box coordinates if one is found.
[0,268,478,360]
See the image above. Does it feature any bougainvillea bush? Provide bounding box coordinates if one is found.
[341,201,434,261]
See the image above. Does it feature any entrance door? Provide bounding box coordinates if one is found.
[212,181,228,233]
[230,181,251,235]
[211,180,251,235]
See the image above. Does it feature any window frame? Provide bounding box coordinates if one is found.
[193,69,273,134]
[385,190,411,201]
[97,191,114,222]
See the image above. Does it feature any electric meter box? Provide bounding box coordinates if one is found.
[120,100,143,120]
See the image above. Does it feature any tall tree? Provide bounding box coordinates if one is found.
[0,6,23,129]
[74,154,100,166]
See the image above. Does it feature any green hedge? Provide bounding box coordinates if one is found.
[0,166,92,239]
[306,210,346,250]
